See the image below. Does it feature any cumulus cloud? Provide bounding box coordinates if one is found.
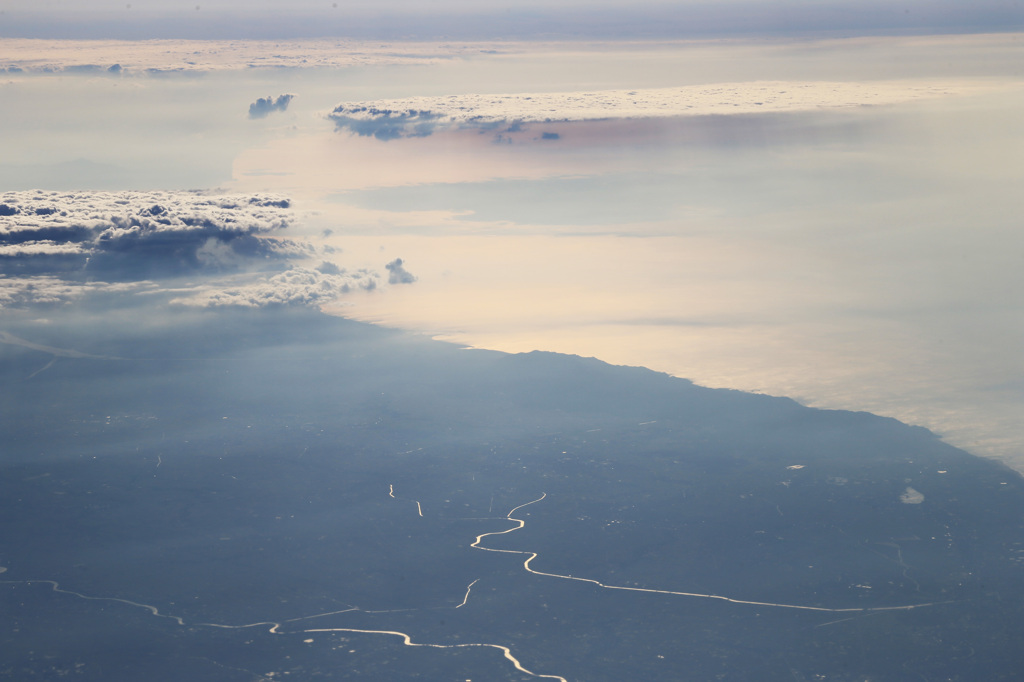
[249,94,295,119]
[0,190,375,310]
[329,107,444,141]
[0,190,294,281]
[385,258,416,284]
[330,80,997,139]
[171,266,377,308]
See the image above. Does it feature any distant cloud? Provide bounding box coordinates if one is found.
[0,39,485,75]
[385,258,416,284]
[330,80,998,139]
[170,265,377,308]
[329,107,442,141]
[0,190,377,309]
[249,94,294,119]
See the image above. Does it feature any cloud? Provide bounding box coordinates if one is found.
[329,80,1000,139]
[328,107,443,141]
[0,190,374,310]
[0,190,295,281]
[385,258,416,284]
[0,38,486,74]
[0,275,155,309]
[171,265,377,308]
[249,94,295,119]
[314,259,343,275]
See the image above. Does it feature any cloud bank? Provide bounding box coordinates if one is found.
[330,80,998,139]
[0,190,381,310]
[0,190,295,279]
[0,39,496,75]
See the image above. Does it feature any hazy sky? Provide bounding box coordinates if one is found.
[2,0,1022,39]
[5,11,1024,682]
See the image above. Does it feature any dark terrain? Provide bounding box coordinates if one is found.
[2,308,1022,681]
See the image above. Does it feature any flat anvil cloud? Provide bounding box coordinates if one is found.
[249,94,295,119]
[330,80,993,139]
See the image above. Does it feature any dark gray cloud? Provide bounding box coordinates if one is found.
[385,257,416,285]
[0,190,377,310]
[248,94,295,119]
[0,190,293,281]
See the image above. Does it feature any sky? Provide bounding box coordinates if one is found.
[1,8,1023,473]
[2,0,1023,39]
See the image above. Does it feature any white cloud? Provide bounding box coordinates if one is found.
[0,275,155,308]
[900,487,925,504]
[329,80,1004,139]
[0,190,380,310]
[0,241,88,257]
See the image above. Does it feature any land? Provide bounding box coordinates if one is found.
[2,308,1023,681]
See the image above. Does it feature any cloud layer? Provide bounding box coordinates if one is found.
[0,190,380,309]
[0,38,496,74]
[330,80,998,139]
